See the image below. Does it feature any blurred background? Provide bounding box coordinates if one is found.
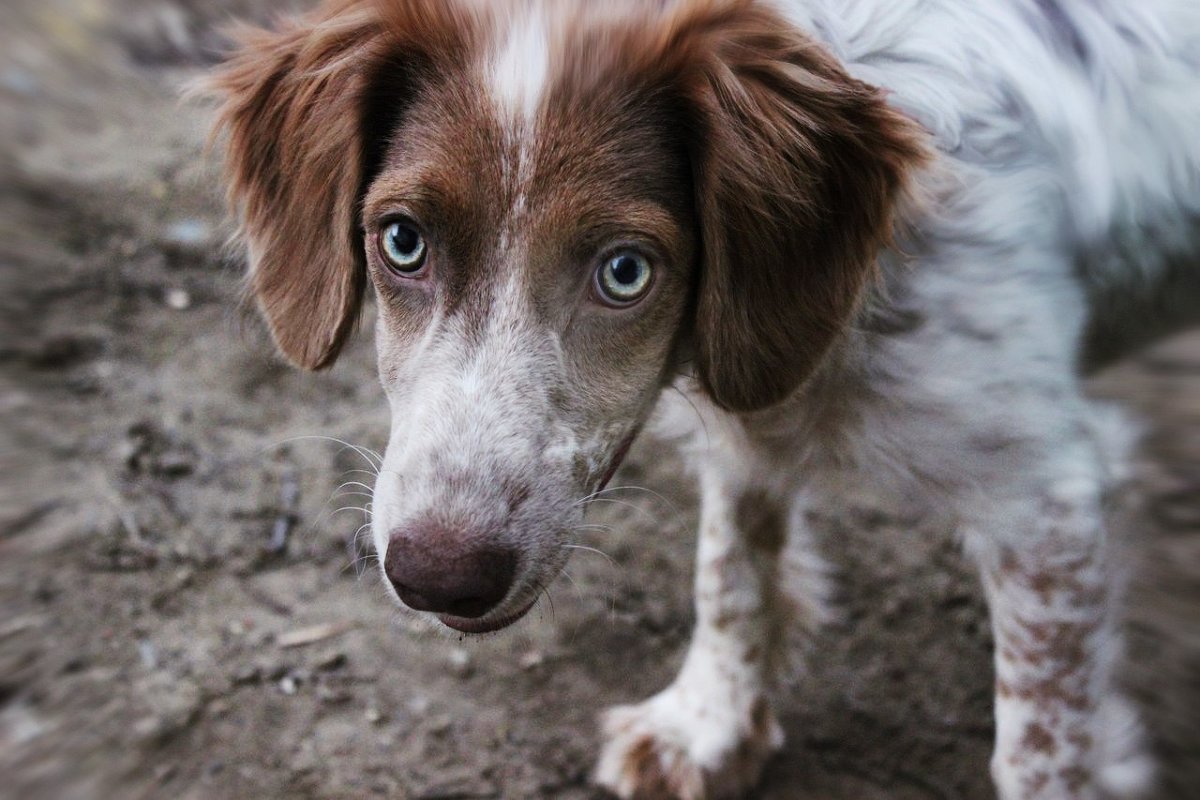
[1,1,1197,798]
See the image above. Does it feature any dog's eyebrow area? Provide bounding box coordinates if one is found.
[356,34,697,309]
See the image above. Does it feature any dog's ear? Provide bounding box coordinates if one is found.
[205,4,384,369]
[205,2,468,369]
[669,2,928,411]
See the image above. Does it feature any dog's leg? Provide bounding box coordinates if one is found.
[967,475,1152,800]
[595,452,828,799]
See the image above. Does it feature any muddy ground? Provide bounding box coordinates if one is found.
[1,1,1198,798]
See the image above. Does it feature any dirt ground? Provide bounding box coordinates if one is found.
[1,1,1197,798]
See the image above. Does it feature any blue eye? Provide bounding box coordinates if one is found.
[596,251,652,305]
[380,220,427,273]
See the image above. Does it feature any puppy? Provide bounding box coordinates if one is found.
[207,1,1200,797]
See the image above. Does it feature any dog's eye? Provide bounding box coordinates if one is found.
[379,220,427,273]
[595,251,653,305]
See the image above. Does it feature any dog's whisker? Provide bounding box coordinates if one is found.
[342,550,379,577]
[271,434,383,470]
[574,485,682,517]
[561,543,617,569]
[359,445,385,464]
[340,468,380,479]
[329,505,372,518]
[570,529,615,538]
[334,480,376,495]
[353,557,379,579]
[576,496,665,524]
[559,565,584,599]
[332,491,375,502]
[347,520,378,558]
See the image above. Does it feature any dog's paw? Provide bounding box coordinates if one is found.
[594,686,783,799]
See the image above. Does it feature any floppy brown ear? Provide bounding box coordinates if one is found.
[674,2,928,411]
[205,2,421,369]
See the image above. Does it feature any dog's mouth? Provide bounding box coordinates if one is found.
[435,594,539,634]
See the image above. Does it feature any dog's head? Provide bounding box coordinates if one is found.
[209,0,925,633]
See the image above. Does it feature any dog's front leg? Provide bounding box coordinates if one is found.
[595,456,795,799]
[969,478,1153,800]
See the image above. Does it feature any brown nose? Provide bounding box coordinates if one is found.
[383,525,517,619]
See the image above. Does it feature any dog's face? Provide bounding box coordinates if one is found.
[209,0,924,633]
[360,38,697,631]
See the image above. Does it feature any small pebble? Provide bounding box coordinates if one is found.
[232,665,261,685]
[519,650,544,670]
[316,684,351,705]
[163,219,210,247]
[279,676,298,695]
[314,651,347,672]
[407,694,431,716]
[165,288,191,310]
[447,648,473,678]
[137,639,158,670]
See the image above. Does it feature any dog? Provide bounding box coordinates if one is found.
[206,0,1200,797]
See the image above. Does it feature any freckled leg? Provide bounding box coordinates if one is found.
[970,479,1151,800]
[594,464,827,800]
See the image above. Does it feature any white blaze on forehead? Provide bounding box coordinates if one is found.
[488,4,551,126]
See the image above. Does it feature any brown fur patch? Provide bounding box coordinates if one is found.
[1059,766,1090,793]
[1023,771,1051,796]
[749,696,773,739]
[622,735,679,799]
[1020,722,1058,756]
[735,490,786,554]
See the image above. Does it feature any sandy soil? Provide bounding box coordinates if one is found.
[2,1,1197,798]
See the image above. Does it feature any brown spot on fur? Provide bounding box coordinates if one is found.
[622,736,676,799]
[750,697,773,738]
[1066,728,1093,751]
[713,610,740,630]
[1021,722,1058,756]
[1059,766,1090,793]
[1006,612,1099,672]
[1023,771,1051,796]
[619,734,696,800]
[1029,571,1057,600]
[735,490,786,554]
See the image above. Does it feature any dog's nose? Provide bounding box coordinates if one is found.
[383,527,517,619]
